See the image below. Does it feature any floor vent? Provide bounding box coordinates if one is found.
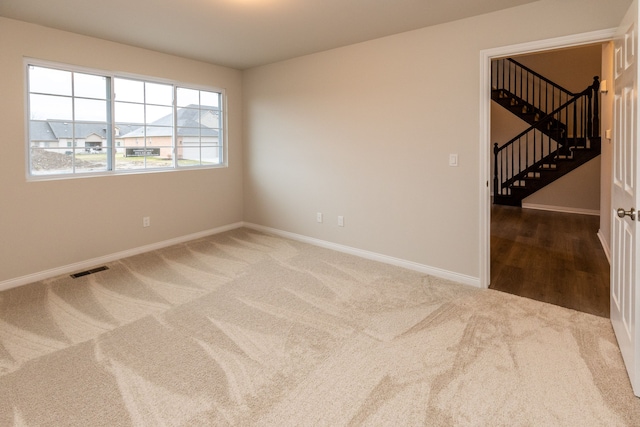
[70,266,109,279]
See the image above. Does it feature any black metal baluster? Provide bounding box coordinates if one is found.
[494,143,499,196]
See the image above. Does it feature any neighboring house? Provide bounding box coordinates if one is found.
[29,121,137,153]
[28,105,219,162]
[119,105,220,162]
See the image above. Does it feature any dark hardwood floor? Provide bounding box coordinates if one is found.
[490,205,610,317]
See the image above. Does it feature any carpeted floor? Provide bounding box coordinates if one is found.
[1,228,639,426]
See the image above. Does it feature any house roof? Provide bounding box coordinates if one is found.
[120,106,220,139]
[29,121,57,142]
[29,105,218,141]
[48,122,107,139]
[30,120,138,141]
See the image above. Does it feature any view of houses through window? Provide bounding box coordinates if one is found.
[27,62,224,177]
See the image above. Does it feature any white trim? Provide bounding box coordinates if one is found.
[597,229,612,264]
[521,203,601,216]
[479,28,617,289]
[244,222,481,288]
[0,222,244,292]
[0,220,482,293]
[483,28,617,59]
[480,49,492,289]
[23,57,228,182]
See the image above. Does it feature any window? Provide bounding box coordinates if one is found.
[26,61,225,178]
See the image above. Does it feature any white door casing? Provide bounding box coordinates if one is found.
[480,29,616,290]
[611,0,640,397]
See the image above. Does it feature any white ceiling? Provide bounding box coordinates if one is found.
[0,0,538,70]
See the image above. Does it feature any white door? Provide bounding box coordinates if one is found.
[612,0,640,397]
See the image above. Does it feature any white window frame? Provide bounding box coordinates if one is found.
[24,58,227,180]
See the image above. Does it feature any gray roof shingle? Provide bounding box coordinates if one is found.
[120,106,220,138]
[30,120,140,141]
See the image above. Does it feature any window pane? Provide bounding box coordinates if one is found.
[115,102,145,125]
[30,94,72,120]
[145,82,173,106]
[114,78,144,103]
[175,87,223,168]
[75,98,107,121]
[177,145,221,166]
[146,105,173,124]
[74,73,108,99]
[201,91,220,108]
[202,145,222,165]
[177,106,219,128]
[29,66,71,96]
[202,129,220,143]
[203,109,220,128]
[176,87,199,107]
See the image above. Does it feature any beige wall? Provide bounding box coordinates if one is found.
[514,45,603,93]
[0,17,243,283]
[243,0,631,280]
[522,157,601,211]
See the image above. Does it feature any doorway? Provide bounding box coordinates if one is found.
[479,29,616,309]
[488,45,609,316]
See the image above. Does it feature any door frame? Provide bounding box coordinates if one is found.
[479,28,617,289]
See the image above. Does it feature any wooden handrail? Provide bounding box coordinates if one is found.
[507,58,576,96]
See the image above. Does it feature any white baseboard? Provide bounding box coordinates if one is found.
[0,222,244,293]
[521,203,600,216]
[597,229,611,264]
[1,221,481,292]
[243,222,481,288]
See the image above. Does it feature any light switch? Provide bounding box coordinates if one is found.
[449,154,459,167]
[605,129,612,140]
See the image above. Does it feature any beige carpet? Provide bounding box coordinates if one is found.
[1,228,639,426]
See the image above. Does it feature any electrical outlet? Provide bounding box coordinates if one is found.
[338,216,344,227]
[317,212,323,223]
[143,216,150,227]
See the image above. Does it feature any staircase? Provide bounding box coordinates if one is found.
[491,58,601,206]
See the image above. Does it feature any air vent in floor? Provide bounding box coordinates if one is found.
[70,266,109,278]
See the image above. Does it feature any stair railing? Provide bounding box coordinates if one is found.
[493,78,600,199]
[492,58,578,116]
